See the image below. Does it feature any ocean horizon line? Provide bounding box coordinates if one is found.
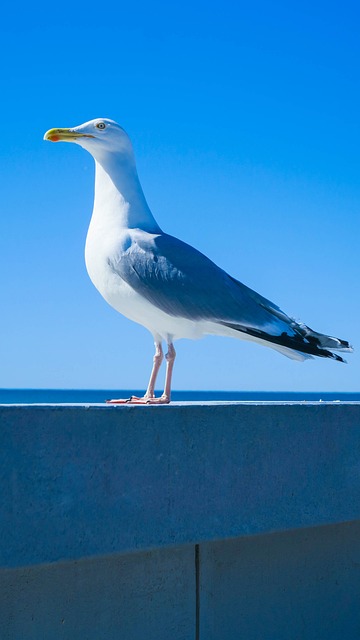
[0,388,359,404]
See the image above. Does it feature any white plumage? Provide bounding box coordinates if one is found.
[44,118,353,403]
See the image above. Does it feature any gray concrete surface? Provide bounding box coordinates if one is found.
[0,545,195,640]
[200,520,360,640]
[1,523,359,639]
[1,403,360,567]
[1,403,360,638]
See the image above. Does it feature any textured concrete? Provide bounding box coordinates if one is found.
[200,520,360,640]
[0,545,195,640]
[1,403,360,567]
[1,403,360,639]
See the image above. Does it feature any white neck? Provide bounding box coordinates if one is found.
[92,154,161,233]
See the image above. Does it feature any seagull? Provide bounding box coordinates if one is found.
[44,118,353,404]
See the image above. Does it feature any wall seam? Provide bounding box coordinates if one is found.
[195,543,200,640]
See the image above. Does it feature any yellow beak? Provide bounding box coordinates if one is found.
[43,128,95,142]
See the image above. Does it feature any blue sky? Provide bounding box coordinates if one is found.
[0,1,359,391]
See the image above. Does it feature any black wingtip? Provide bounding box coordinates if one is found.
[219,321,351,363]
[331,353,347,364]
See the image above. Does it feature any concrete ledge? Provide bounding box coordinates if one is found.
[1,403,360,567]
[2,403,360,639]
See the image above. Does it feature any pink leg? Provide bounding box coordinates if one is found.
[106,341,164,404]
[161,342,176,402]
[141,342,176,404]
[145,342,164,398]
[106,341,176,405]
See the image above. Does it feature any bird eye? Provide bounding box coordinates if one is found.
[96,122,106,130]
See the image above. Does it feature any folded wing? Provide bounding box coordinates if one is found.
[110,231,352,362]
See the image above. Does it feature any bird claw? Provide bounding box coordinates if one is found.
[105,397,133,404]
[106,395,170,405]
[145,395,170,404]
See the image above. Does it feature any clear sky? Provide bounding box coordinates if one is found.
[0,1,359,391]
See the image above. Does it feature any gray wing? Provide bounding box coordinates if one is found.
[110,231,295,335]
[108,231,352,361]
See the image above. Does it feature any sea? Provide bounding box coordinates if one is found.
[0,389,359,404]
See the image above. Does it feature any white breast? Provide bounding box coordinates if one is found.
[85,222,208,342]
[84,158,215,342]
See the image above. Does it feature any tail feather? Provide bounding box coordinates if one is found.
[221,277,353,362]
[219,320,353,363]
[296,323,353,353]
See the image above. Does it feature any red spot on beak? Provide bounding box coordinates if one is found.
[49,135,60,142]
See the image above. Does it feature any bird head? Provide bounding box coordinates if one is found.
[44,118,134,162]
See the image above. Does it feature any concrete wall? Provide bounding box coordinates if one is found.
[0,545,195,640]
[200,520,360,640]
[1,403,360,638]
